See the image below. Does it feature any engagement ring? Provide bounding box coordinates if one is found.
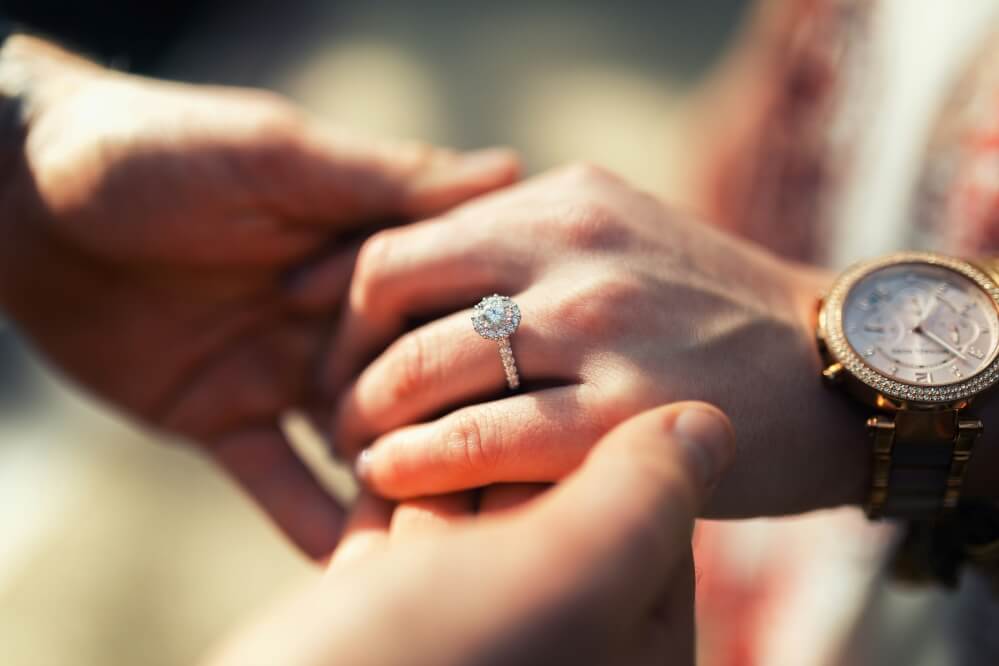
[472,294,521,389]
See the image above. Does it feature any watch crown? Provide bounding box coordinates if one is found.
[821,362,845,386]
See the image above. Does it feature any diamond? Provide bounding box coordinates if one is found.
[485,305,505,324]
[471,295,522,341]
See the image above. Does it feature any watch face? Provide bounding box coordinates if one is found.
[842,262,999,387]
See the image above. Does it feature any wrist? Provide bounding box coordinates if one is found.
[790,263,872,509]
[706,260,870,517]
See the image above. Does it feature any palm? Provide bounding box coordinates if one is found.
[0,38,518,556]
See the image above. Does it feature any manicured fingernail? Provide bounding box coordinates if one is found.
[355,449,374,483]
[671,406,734,488]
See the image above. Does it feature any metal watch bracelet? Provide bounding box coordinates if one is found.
[866,409,982,520]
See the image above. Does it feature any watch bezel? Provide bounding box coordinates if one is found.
[820,251,999,404]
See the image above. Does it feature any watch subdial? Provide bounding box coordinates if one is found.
[862,313,905,347]
[896,286,932,318]
[926,316,981,352]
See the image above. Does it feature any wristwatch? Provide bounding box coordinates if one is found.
[817,251,999,520]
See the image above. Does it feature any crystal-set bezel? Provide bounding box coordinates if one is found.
[821,251,999,404]
[472,295,522,341]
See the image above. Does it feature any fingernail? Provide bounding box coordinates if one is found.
[671,406,734,489]
[452,147,518,176]
[355,449,374,483]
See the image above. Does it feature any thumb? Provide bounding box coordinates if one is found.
[526,401,735,609]
[275,123,520,224]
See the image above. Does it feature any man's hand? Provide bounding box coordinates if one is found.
[208,402,734,666]
[0,35,519,557]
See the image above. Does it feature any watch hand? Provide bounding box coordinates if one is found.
[916,326,970,361]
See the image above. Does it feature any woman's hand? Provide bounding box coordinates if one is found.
[0,35,518,557]
[321,164,868,517]
[208,402,733,666]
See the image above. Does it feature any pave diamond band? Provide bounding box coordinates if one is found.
[497,337,520,389]
[472,295,522,390]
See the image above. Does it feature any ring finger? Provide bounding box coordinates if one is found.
[354,383,608,499]
[332,291,581,459]
[319,214,536,397]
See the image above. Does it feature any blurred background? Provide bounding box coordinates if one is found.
[0,1,749,664]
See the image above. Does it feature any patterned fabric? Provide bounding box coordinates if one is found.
[693,2,999,665]
[922,39,999,256]
[700,0,873,263]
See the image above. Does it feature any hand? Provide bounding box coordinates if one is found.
[0,35,519,557]
[207,402,734,666]
[319,164,869,517]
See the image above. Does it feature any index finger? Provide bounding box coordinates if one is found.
[211,425,347,560]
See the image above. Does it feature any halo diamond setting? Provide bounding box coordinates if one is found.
[472,295,521,341]
[472,295,522,389]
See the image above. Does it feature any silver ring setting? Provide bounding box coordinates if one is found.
[472,294,521,389]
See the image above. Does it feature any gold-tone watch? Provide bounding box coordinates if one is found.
[817,251,999,520]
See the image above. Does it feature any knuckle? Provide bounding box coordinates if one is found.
[441,409,500,474]
[557,161,619,187]
[388,329,439,403]
[588,379,659,432]
[548,270,648,340]
[351,231,396,308]
[244,89,298,116]
[552,199,628,251]
[393,140,439,175]
[239,93,309,152]
[224,96,312,186]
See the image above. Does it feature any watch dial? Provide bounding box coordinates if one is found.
[842,263,999,386]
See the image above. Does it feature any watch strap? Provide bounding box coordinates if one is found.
[867,409,981,519]
[891,499,999,592]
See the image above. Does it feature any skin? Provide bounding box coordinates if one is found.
[323,162,999,513]
[208,402,735,666]
[318,163,875,516]
[0,35,520,558]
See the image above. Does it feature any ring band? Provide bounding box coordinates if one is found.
[496,337,520,389]
[472,295,522,390]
